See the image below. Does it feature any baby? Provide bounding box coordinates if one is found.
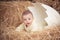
[15,10,34,32]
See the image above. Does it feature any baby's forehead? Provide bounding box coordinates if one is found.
[22,13,33,16]
[22,14,33,19]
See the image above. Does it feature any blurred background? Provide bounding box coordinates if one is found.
[0,0,60,40]
[0,0,60,14]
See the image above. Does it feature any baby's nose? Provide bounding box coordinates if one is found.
[26,19,29,22]
[26,21,29,23]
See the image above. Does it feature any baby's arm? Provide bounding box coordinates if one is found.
[15,24,24,32]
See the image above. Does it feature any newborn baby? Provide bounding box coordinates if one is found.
[15,9,48,32]
[15,10,35,32]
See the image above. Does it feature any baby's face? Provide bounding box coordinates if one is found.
[22,13,33,27]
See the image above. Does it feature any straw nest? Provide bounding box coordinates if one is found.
[0,1,60,40]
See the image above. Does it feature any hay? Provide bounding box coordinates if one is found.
[0,25,60,40]
[0,1,60,40]
[0,0,60,13]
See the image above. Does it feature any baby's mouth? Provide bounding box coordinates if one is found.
[27,23,30,25]
[26,23,30,26]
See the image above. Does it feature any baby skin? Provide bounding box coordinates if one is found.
[16,10,34,32]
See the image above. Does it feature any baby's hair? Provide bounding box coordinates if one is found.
[22,10,33,16]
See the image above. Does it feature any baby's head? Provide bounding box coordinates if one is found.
[22,10,33,27]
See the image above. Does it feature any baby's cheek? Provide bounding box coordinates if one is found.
[30,20,33,23]
[24,21,27,24]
